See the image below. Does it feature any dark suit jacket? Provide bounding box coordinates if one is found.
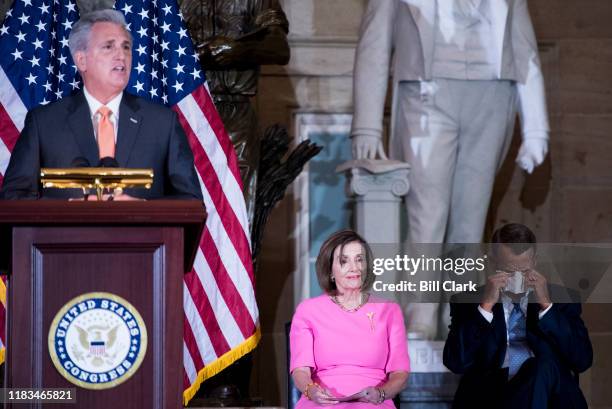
[0,91,202,200]
[443,286,593,409]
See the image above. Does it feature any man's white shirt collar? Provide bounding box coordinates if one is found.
[83,86,123,142]
[83,87,122,119]
[500,289,532,316]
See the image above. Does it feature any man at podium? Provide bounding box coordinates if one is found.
[0,9,202,201]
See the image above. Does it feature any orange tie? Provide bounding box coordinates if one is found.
[97,106,115,158]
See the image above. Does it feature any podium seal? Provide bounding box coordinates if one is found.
[48,292,148,389]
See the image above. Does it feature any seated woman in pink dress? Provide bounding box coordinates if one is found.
[290,229,410,408]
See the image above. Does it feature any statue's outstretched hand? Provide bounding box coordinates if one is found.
[352,135,388,160]
[516,137,548,174]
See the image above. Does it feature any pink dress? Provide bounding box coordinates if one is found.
[290,295,410,409]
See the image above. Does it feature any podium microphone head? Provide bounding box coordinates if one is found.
[70,157,91,168]
[98,157,119,168]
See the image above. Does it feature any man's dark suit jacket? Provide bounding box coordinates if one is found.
[0,91,203,200]
[443,286,593,409]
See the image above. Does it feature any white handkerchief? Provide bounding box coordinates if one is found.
[504,271,525,295]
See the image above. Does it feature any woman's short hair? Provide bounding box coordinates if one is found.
[315,229,374,294]
[68,9,131,61]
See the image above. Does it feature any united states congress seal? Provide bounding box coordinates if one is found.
[48,292,148,389]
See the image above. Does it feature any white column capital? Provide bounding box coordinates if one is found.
[343,166,410,200]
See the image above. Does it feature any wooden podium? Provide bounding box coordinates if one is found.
[0,201,206,409]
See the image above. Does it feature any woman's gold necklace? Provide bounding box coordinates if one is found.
[331,293,368,312]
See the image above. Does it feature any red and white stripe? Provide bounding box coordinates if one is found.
[174,84,258,389]
[0,66,26,354]
[0,66,27,183]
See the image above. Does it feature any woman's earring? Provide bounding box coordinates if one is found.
[331,275,335,282]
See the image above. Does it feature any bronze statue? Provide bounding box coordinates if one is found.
[181,0,290,228]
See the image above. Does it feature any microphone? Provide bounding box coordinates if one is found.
[70,157,91,168]
[97,157,119,168]
[97,157,121,200]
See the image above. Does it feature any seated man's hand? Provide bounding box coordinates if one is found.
[352,134,388,160]
[480,271,510,312]
[525,269,551,310]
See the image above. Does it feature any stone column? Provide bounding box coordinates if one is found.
[336,159,410,317]
[337,160,458,407]
[336,159,410,244]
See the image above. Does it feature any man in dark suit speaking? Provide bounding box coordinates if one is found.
[0,9,202,200]
[443,223,592,409]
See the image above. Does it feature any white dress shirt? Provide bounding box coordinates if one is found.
[83,86,122,143]
[478,291,553,377]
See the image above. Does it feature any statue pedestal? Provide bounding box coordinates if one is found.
[400,340,459,409]
[408,340,447,373]
[336,159,410,244]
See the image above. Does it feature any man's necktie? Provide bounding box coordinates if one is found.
[507,302,531,378]
[97,106,115,158]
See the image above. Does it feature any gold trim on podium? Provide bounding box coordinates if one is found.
[41,168,154,200]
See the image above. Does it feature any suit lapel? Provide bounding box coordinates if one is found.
[115,93,142,166]
[492,302,507,365]
[526,293,541,350]
[67,92,99,166]
[526,299,540,327]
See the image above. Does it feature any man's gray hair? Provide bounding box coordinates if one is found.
[68,9,131,60]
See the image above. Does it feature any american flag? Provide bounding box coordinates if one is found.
[0,0,81,364]
[0,0,259,404]
[0,0,80,185]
